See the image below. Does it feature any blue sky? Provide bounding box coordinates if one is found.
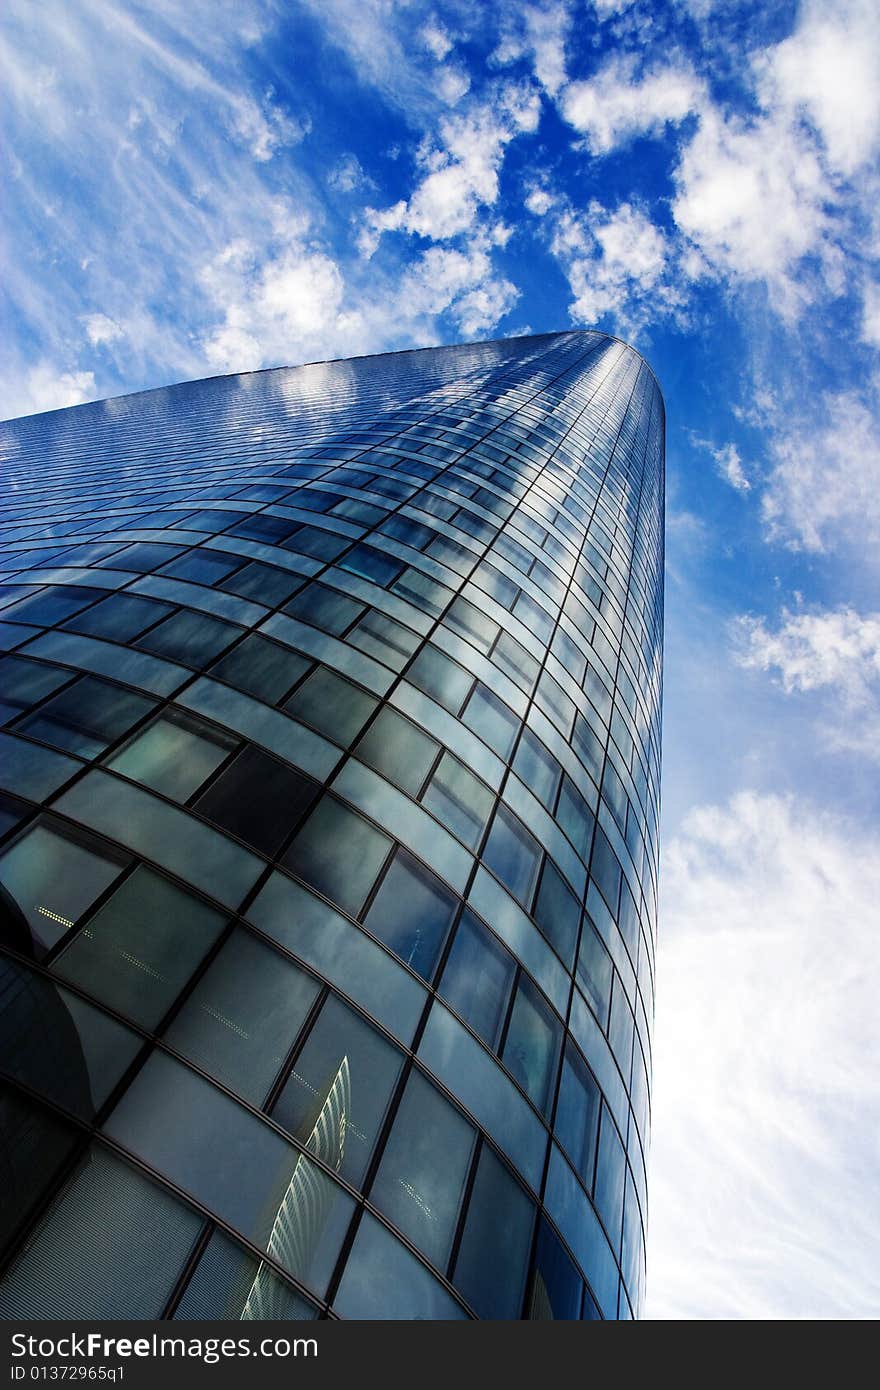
[3,0,879,1318]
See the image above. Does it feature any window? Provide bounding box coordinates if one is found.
[284,667,377,747]
[222,561,303,608]
[348,610,419,671]
[462,683,519,758]
[0,1146,203,1320]
[527,1219,585,1321]
[332,1214,466,1321]
[104,1051,354,1296]
[17,676,153,759]
[53,866,227,1029]
[421,752,493,850]
[0,819,127,953]
[210,634,310,705]
[173,1228,317,1320]
[407,645,472,713]
[355,707,439,797]
[513,729,561,810]
[271,994,403,1187]
[445,597,499,655]
[340,543,404,587]
[363,849,457,980]
[483,805,541,907]
[107,712,236,802]
[3,585,110,627]
[554,1044,600,1186]
[557,775,594,861]
[160,550,240,585]
[137,609,241,667]
[194,745,319,857]
[533,859,580,967]
[283,796,392,917]
[165,929,320,1104]
[284,583,364,636]
[592,1107,626,1244]
[501,977,561,1115]
[439,910,514,1049]
[492,631,539,692]
[0,656,72,721]
[371,1070,475,1269]
[452,1144,534,1320]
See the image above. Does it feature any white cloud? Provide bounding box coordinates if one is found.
[493,2,571,98]
[82,312,124,347]
[395,240,519,338]
[734,605,880,760]
[2,362,97,419]
[713,441,750,492]
[760,392,880,552]
[691,435,751,491]
[327,153,370,193]
[420,18,453,62]
[861,280,880,349]
[672,107,830,311]
[199,225,365,373]
[550,200,681,335]
[560,54,702,153]
[361,84,540,246]
[648,791,880,1318]
[754,0,880,178]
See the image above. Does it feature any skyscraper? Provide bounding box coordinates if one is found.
[0,331,663,1321]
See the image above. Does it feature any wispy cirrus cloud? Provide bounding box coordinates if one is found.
[649,790,880,1319]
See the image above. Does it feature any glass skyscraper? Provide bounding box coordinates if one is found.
[0,330,663,1321]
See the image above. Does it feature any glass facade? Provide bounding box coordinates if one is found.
[0,330,663,1320]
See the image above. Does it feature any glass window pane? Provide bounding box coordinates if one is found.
[283,796,392,917]
[285,667,377,747]
[137,608,241,667]
[513,729,561,810]
[17,676,154,758]
[355,707,439,797]
[533,859,580,968]
[63,592,173,643]
[0,1146,203,1320]
[53,866,227,1029]
[0,655,72,716]
[445,597,499,654]
[223,561,304,608]
[371,1070,475,1269]
[421,752,493,850]
[174,1228,317,1321]
[210,634,310,705]
[502,978,562,1116]
[462,684,519,758]
[107,712,236,801]
[407,645,473,713]
[271,994,403,1188]
[284,582,364,636]
[438,910,514,1050]
[363,849,457,980]
[0,1086,79,1257]
[453,1145,535,1320]
[554,1044,601,1187]
[333,1214,467,1321]
[557,775,594,860]
[527,1219,584,1321]
[165,929,320,1104]
[577,919,613,1027]
[0,955,142,1120]
[104,1051,354,1296]
[0,819,127,953]
[483,805,541,907]
[194,745,319,857]
[593,1106,626,1243]
[348,611,419,670]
